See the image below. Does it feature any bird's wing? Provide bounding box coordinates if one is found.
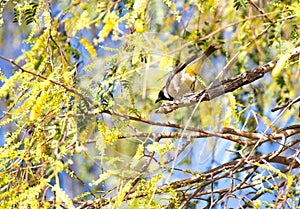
[165,43,221,90]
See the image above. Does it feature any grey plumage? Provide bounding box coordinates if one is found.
[155,43,221,103]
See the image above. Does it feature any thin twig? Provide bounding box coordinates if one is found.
[0,55,94,105]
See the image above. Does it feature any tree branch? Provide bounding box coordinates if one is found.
[156,46,300,113]
[0,55,94,105]
[77,138,300,208]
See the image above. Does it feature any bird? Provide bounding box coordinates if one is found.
[155,43,220,103]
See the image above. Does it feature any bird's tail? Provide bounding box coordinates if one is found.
[174,43,221,75]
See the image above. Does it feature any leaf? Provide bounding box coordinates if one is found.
[233,0,247,10]
[13,2,39,25]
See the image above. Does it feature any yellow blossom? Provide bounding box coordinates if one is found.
[99,11,118,42]
[134,19,146,33]
[80,37,97,59]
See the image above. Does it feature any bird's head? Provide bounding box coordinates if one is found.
[155,87,173,103]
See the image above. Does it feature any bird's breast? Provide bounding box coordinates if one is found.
[167,71,196,100]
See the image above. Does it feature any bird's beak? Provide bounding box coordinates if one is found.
[155,90,165,103]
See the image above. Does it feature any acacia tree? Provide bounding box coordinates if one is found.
[0,0,299,208]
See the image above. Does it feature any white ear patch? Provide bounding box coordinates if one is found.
[163,87,171,99]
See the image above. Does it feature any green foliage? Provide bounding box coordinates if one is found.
[233,0,247,10]
[0,0,9,26]
[0,0,299,208]
[13,1,39,25]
